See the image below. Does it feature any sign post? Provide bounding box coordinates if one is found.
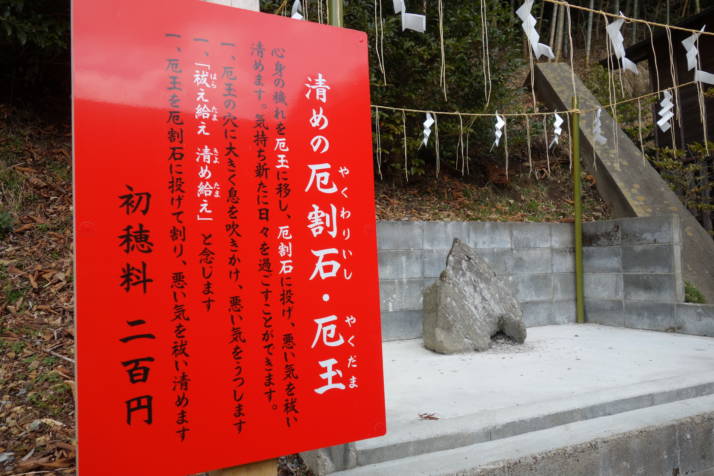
[73,1,385,474]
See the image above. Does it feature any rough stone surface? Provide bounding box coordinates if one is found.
[422,239,526,353]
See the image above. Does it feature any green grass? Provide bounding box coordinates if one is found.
[685,281,706,304]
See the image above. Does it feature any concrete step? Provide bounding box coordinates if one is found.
[334,394,714,475]
[353,373,714,467]
[302,326,714,474]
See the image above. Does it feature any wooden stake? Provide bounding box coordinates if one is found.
[209,459,278,476]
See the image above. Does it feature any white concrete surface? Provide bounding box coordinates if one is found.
[354,324,714,465]
[382,324,714,425]
[337,394,714,475]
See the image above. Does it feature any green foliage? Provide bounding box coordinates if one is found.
[648,144,714,222]
[0,0,69,50]
[0,0,70,113]
[264,0,524,181]
[685,281,706,304]
[353,1,524,180]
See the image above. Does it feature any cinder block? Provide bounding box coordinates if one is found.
[674,244,684,302]
[377,250,423,280]
[583,246,622,273]
[422,221,469,250]
[552,248,575,273]
[583,220,621,247]
[376,221,423,250]
[677,406,714,474]
[624,301,676,331]
[551,223,574,248]
[620,215,677,245]
[622,245,674,273]
[379,278,429,312]
[676,304,714,337]
[522,300,576,326]
[584,273,623,300]
[553,273,576,300]
[467,222,511,249]
[600,424,679,476]
[422,249,449,278]
[553,300,577,323]
[476,248,513,275]
[380,310,423,341]
[512,248,552,274]
[624,274,677,302]
[584,299,625,326]
[512,223,551,248]
[520,301,554,327]
[514,273,553,302]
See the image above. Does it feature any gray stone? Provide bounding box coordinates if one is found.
[422,239,526,353]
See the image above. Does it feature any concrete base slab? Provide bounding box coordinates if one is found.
[335,394,714,475]
[304,325,714,473]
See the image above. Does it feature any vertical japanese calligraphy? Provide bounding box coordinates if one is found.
[74,2,384,474]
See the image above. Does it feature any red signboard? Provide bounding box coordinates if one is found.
[72,1,385,473]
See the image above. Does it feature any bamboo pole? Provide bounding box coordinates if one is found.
[585,0,595,65]
[572,97,585,324]
[328,0,344,27]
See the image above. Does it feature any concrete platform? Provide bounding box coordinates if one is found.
[307,324,714,474]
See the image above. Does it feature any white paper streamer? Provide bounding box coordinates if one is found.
[593,108,607,145]
[422,112,434,147]
[695,70,714,85]
[606,13,639,74]
[393,0,426,32]
[657,90,674,132]
[549,113,563,148]
[291,0,303,19]
[492,113,505,150]
[682,27,714,85]
[516,0,554,60]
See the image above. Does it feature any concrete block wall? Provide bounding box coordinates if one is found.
[377,221,577,340]
[581,215,688,331]
[377,215,714,341]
